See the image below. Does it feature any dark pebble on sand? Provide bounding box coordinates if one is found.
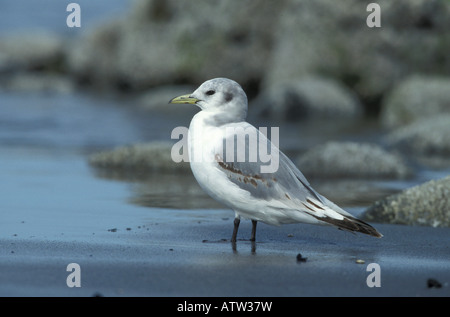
[427,278,442,289]
[296,253,307,262]
[108,228,117,232]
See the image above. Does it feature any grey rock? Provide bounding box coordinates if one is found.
[88,142,190,174]
[0,32,65,73]
[264,0,450,107]
[67,0,283,90]
[381,76,450,129]
[251,76,362,121]
[386,114,450,157]
[0,31,72,93]
[362,175,450,227]
[66,19,124,89]
[297,141,411,179]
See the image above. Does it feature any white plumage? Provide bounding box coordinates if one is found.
[170,78,382,242]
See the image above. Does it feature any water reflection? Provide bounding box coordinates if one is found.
[90,161,402,211]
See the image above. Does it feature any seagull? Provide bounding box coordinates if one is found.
[169,78,382,243]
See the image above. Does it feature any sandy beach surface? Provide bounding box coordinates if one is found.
[2,213,449,297]
[1,148,449,297]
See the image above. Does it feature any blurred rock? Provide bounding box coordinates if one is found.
[67,19,125,89]
[381,76,450,129]
[297,141,411,179]
[0,31,73,93]
[0,32,65,73]
[67,0,283,90]
[65,0,448,114]
[0,73,74,94]
[362,175,450,227]
[251,76,362,121]
[88,142,190,175]
[385,114,450,167]
[4,0,450,117]
[263,0,450,110]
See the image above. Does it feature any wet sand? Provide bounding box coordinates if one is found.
[1,206,449,297]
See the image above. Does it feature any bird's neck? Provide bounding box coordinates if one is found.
[193,110,246,127]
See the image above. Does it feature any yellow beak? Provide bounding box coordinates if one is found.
[168,94,199,104]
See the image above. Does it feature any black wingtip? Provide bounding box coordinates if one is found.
[312,213,383,238]
[339,216,383,238]
[353,217,383,238]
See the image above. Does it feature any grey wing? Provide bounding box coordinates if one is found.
[215,123,323,205]
[214,123,383,237]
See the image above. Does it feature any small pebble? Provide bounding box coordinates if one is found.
[287,234,294,237]
[296,253,307,262]
[427,278,442,289]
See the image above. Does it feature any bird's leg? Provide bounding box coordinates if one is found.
[251,240,256,253]
[231,217,240,243]
[250,220,257,241]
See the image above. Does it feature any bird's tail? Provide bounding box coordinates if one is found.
[303,197,383,238]
[322,214,383,238]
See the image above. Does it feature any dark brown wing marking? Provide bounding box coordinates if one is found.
[215,154,275,188]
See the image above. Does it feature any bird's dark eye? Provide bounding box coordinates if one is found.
[205,90,215,96]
